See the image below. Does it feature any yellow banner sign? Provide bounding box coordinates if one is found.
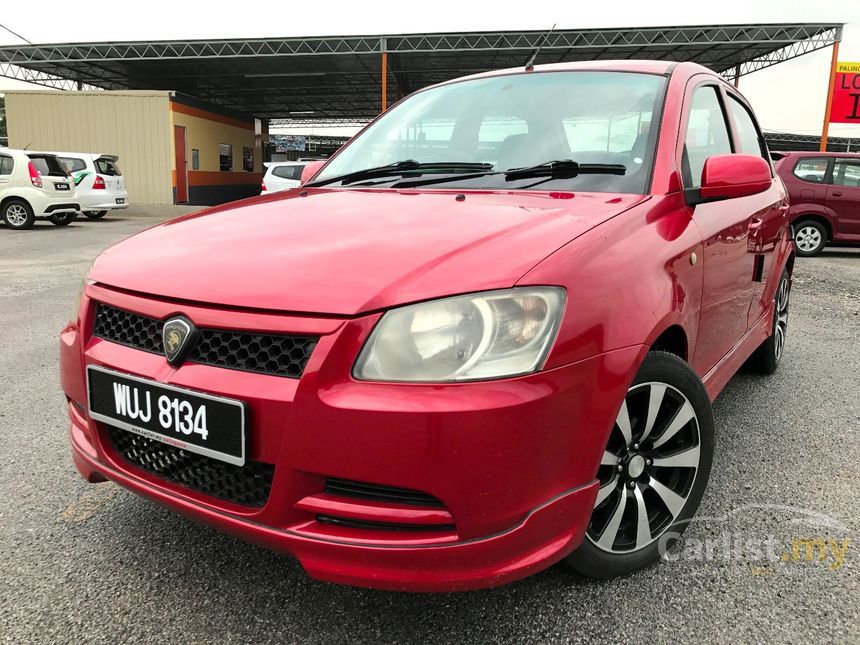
[836,61,860,74]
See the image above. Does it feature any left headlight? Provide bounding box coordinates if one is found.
[354,287,565,382]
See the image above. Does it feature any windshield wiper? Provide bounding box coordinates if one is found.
[392,159,627,189]
[504,160,626,181]
[305,160,494,188]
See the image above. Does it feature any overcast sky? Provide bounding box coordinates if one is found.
[1,0,859,138]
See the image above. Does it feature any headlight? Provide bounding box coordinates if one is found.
[354,287,565,382]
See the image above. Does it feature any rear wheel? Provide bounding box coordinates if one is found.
[746,269,790,374]
[49,212,77,226]
[793,220,826,256]
[2,199,36,230]
[84,210,108,219]
[565,351,714,578]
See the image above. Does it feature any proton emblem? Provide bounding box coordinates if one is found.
[162,316,198,366]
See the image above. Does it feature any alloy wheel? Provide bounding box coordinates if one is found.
[795,225,822,253]
[587,382,702,553]
[774,275,790,361]
[5,204,28,227]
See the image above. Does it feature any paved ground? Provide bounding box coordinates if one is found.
[1,210,858,644]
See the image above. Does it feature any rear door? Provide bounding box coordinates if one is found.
[723,90,788,328]
[826,157,860,236]
[682,82,760,375]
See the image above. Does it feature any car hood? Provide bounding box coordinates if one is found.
[91,188,647,315]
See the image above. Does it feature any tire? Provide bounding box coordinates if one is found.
[2,199,36,230]
[793,219,827,256]
[49,212,78,226]
[565,351,714,578]
[746,269,790,375]
[84,210,108,219]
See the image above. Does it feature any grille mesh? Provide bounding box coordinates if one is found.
[106,426,274,507]
[324,477,444,507]
[93,304,317,378]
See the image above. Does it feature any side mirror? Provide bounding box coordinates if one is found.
[300,160,326,185]
[689,154,772,205]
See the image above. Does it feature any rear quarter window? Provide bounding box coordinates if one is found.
[0,155,13,175]
[792,158,829,184]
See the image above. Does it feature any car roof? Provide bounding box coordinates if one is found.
[28,151,116,160]
[774,151,860,158]
[437,59,716,87]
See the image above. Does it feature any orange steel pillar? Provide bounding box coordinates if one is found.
[381,51,388,113]
[820,37,842,151]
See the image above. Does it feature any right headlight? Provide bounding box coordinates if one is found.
[353,287,565,382]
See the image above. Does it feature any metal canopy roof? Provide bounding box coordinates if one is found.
[0,23,842,126]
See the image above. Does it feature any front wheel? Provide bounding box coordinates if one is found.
[565,351,714,578]
[84,210,107,219]
[49,212,77,226]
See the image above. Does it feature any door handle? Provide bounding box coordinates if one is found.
[832,191,843,197]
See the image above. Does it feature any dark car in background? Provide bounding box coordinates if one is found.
[774,151,860,256]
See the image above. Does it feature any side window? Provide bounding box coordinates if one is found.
[0,155,13,175]
[58,157,86,173]
[683,86,732,188]
[832,159,860,188]
[727,95,767,159]
[792,158,829,184]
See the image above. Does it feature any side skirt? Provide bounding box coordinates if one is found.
[701,301,774,401]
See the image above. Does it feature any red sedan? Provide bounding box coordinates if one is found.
[60,60,793,591]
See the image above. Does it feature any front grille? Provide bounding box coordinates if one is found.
[324,477,444,507]
[93,304,317,378]
[106,426,274,507]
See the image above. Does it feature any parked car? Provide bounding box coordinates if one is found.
[260,161,307,194]
[38,151,128,219]
[0,148,80,229]
[61,60,793,592]
[773,151,860,256]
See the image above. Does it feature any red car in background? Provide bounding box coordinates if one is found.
[60,60,793,591]
[774,151,860,256]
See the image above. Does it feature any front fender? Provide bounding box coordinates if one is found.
[518,194,703,371]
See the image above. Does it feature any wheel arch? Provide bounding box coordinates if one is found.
[647,324,689,362]
[0,193,33,213]
[791,212,834,240]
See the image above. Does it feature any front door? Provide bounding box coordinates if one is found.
[174,125,188,203]
[682,83,759,375]
[827,157,860,237]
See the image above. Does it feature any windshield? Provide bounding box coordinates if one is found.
[315,71,666,193]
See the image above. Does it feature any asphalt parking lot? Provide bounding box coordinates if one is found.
[1,211,858,644]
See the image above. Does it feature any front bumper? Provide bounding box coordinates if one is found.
[61,283,645,591]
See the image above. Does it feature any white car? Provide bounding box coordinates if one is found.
[261,161,307,194]
[44,152,128,218]
[0,148,80,230]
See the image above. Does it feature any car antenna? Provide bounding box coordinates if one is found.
[525,23,556,71]
[24,143,31,150]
